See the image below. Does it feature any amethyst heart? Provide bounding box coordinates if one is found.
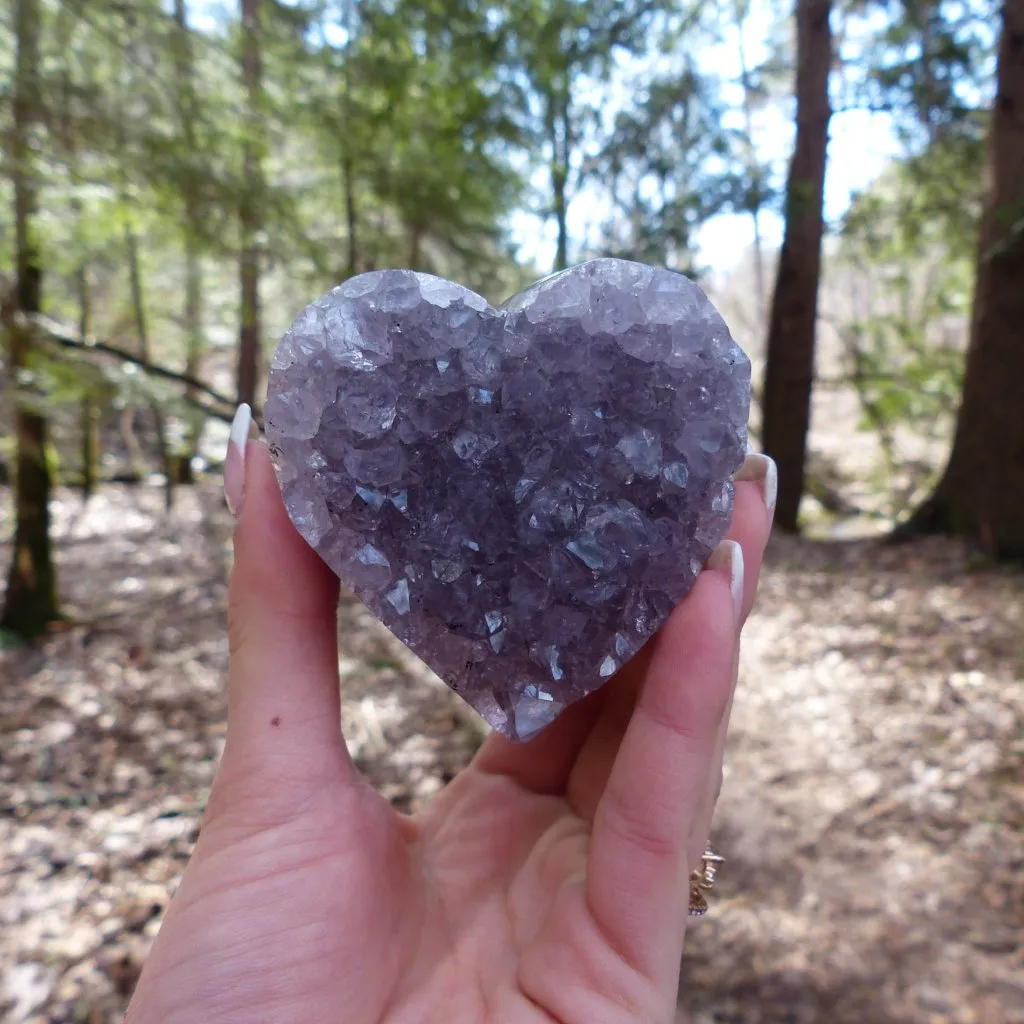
[265,259,750,741]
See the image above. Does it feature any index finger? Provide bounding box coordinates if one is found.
[584,551,740,987]
[221,437,352,791]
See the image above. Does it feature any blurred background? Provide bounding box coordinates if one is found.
[1,0,1022,1021]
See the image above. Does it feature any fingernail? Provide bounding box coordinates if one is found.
[735,453,777,515]
[224,403,252,518]
[707,540,744,623]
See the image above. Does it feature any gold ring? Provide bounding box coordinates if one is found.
[688,844,725,918]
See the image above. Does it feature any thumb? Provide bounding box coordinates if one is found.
[220,405,352,788]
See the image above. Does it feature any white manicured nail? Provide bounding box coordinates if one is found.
[707,540,744,623]
[735,453,777,515]
[224,403,252,518]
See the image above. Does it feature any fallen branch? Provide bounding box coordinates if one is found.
[25,312,237,419]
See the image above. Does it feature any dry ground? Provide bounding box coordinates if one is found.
[1,483,1022,1024]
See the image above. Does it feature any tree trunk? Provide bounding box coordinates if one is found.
[735,0,766,318]
[80,396,99,499]
[77,265,98,500]
[341,0,359,279]
[174,0,205,483]
[125,222,175,511]
[180,250,203,484]
[3,275,59,638]
[60,19,98,502]
[903,2,1024,558]
[343,154,359,278]
[760,0,832,532]
[2,0,59,637]
[120,407,144,483]
[408,227,423,268]
[546,84,571,272]
[238,0,264,411]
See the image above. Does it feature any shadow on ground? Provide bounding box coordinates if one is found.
[1,485,1022,1023]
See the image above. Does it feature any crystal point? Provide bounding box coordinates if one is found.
[266,259,750,740]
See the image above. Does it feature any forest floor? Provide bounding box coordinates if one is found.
[1,482,1022,1024]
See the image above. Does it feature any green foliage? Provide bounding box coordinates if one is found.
[816,0,998,521]
[837,131,986,518]
[1,0,747,366]
[501,0,682,269]
[860,0,998,147]
[594,65,736,273]
[0,0,1000,523]
[0,0,535,409]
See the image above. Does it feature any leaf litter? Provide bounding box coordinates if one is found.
[1,484,1021,1023]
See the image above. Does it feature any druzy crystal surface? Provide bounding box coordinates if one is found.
[266,259,750,740]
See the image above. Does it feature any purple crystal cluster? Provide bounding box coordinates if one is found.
[265,259,750,740]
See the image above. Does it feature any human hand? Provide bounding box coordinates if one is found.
[126,417,774,1024]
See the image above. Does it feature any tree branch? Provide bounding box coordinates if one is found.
[26,312,238,423]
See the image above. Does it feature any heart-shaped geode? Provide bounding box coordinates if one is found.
[265,258,750,740]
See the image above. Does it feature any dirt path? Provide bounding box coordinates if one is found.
[684,537,1024,1024]
[2,485,1022,1023]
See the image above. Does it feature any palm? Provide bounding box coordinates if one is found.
[127,445,771,1024]
[141,685,676,1023]
[132,655,724,1024]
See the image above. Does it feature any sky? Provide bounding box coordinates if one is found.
[190,0,904,278]
[510,0,903,276]
[692,0,901,274]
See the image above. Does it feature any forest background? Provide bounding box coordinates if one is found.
[1,0,1022,1021]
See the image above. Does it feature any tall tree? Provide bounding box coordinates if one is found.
[55,3,99,499]
[124,215,175,510]
[544,69,572,271]
[339,0,360,279]
[77,268,99,499]
[237,0,264,411]
[336,0,523,287]
[111,27,177,508]
[173,0,206,478]
[595,68,732,272]
[732,0,769,316]
[2,0,60,637]
[509,0,664,273]
[760,0,832,531]
[905,0,1024,557]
